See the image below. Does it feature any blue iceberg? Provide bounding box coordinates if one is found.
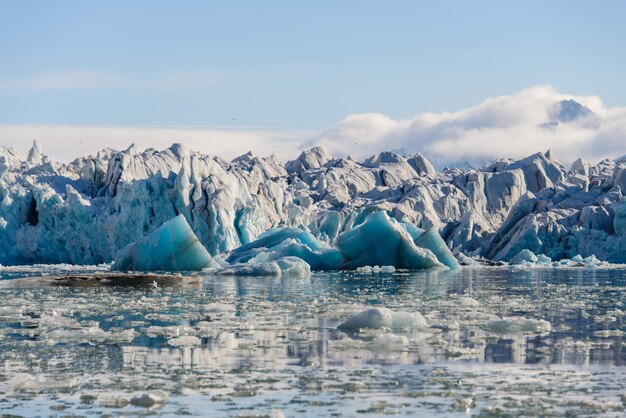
[400,221,459,269]
[227,228,344,270]
[223,211,458,271]
[228,228,326,259]
[112,215,217,272]
[334,211,442,270]
[111,211,458,273]
[413,227,461,270]
[401,222,426,241]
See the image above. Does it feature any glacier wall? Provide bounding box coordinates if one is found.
[1,141,626,265]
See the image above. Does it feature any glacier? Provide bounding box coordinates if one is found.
[2,140,626,270]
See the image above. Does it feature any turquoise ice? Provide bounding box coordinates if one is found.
[227,227,344,270]
[226,211,457,271]
[112,215,217,272]
[112,211,458,273]
[413,227,461,270]
[334,211,442,270]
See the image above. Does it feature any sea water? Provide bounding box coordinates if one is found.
[1,266,626,417]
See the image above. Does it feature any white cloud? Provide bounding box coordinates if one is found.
[0,124,313,162]
[2,85,625,167]
[309,85,626,167]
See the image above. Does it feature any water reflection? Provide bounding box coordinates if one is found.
[1,266,626,416]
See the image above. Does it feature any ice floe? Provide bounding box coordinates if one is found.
[485,318,552,334]
[338,307,428,331]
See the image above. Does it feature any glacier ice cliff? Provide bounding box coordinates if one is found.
[2,141,626,268]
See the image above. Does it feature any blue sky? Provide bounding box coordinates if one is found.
[1,1,626,162]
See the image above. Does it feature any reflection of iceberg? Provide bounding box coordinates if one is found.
[485,318,552,334]
[113,215,217,272]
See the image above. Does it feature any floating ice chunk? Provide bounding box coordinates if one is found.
[413,227,461,270]
[338,307,393,330]
[508,252,610,269]
[275,256,311,278]
[46,326,136,345]
[112,215,217,272]
[168,335,201,347]
[390,311,428,331]
[456,296,480,307]
[247,239,344,270]
[228,227,326,262]
[593,330,625,338]
[536,254,552,264]
[380,265,396,274]
[581,255,605,266]
[212,261,281,277]
[227,227,344,270]
[485,318,552,334]
[11,374,43,394]
[147,325,194,338]
[130,390,169,407]
[463,311,499,321]
[334,212,442,270]
[338,307,427,331]
[558,254,607,267]
[355,265,396,274]
[510,249,538,265]
[98,394,131,408]
[211,256,311,278]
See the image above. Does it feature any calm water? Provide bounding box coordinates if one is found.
[1,266,626,417]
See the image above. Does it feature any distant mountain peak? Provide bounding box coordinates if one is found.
[540,99,599,130]
[556,99,594,123]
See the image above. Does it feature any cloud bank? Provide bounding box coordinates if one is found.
[0,124,313,162]
[309,85,626,167]
[2,85,626,167]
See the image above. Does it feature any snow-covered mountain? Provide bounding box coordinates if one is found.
[540,99,601,129]
[1,141,626,265]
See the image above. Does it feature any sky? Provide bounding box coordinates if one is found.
[1,1,626,164]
